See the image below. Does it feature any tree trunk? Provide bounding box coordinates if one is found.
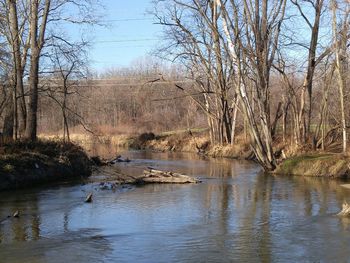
[3,96,14,141]
[7,0,26,136]
[25,50,39,140]
[230,97,239,144]
[25,0,50,141]
[331,0,348,153]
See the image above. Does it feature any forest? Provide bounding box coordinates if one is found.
[0,0,349,172]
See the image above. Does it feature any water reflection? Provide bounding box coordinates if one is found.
[1,150,350,262]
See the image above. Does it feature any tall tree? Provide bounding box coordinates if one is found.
[291,0,325,143]
[217,0,287,170]
[331,0,349,153]
[25,0,50,140]
[5,0,29,137]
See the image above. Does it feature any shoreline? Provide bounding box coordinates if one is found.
[90,132,350,179]
[37,132,350,180]
[0,140,92,191]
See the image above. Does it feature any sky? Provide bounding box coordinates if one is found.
[68,0,330,74]
[87,0,163,72]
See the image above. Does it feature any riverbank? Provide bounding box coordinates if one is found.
[40,131,350,179]
[0,140,92,190]
[39,130,253,159]
[124,131,253,159]
[130,133,350,178]
[274,153,350,179]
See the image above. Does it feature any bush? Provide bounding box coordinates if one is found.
[138,132,156,142]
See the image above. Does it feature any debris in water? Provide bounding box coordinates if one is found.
[337,201,350,216]
[13,210,19,218]
[137,168,200,184]
[99,182,117,190]
[85,193,93,203]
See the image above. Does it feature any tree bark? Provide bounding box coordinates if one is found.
[331,0,349,153]
[7,0,27,136]
[25,0,50,140]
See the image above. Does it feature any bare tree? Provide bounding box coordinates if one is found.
[154,0,237,144]
[0,0,30,138]
[25,0,50,140]
[217,0,287,170]
[331,0,349,153]
[46,39,88,142]
[24,0,100,140]
[291,0,326,143]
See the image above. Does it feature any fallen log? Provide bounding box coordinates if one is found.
[109,155,131,164]
[136,168,200,184]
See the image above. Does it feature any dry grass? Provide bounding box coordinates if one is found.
[131,131,210,152]
[207,135,251,158]
[274,153,350,178]
[40,129,254,159]
[39,133,134,148]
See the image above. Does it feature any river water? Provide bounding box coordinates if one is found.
[1,150,350,262]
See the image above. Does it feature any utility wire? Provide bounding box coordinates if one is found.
[101,18,154,22]
[93,38,160,43]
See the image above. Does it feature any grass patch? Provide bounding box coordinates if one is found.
[275,153,350,178]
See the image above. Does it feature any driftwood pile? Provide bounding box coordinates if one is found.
[136,168,200,184]
[84,167,200,203]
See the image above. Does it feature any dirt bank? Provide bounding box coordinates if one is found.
[128,131,253,159]
[0,140,92,190]
[39,130,254,159]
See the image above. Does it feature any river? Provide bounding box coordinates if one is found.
[0,150,350,262]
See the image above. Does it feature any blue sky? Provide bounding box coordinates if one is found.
[68,0,329,74]
[88,0,162,72]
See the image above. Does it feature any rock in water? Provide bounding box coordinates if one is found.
[85,193,93,203]
[13,210,19,218]
[337,201,350,216]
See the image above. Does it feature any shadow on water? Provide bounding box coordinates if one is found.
[1,147,350,262]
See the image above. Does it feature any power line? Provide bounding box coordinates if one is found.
[101,18,154,22]
[77,81,192,87]
[93,38,160,43]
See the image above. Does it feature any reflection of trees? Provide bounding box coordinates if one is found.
[0,193,41,242]
[201,166,350,261]
[232,172,272,262]
[0,189,113,262]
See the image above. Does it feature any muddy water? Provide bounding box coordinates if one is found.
[1,150,350,262]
